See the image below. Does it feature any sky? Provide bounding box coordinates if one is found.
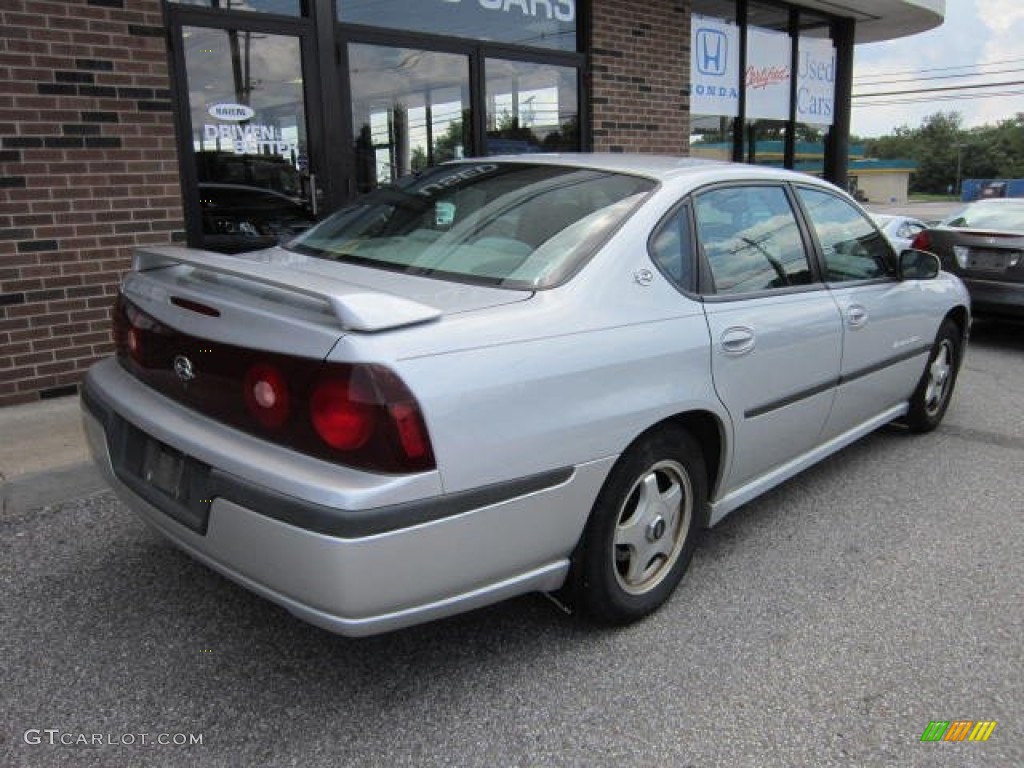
[851,0,1024,137]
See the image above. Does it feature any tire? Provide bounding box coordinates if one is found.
[903,319,962,433]
[577,426,708,625]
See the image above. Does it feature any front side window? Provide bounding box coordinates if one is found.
[797,187,891,282]
[694,185,812,295]
[288,163,655,290]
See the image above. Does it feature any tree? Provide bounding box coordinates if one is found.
[913,112,964,194]
[864,111,1024,195]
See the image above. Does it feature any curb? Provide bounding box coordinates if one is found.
[1,462,108,519]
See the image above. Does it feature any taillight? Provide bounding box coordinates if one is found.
[310,375,376,451]
[389,402,430,460]
[910,230,931,251]
[243,363,291,429]
[308,363,435,472]
[112,295,435,474]
[113,295,145,366]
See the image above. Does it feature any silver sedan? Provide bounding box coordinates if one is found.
[82,155,970,636]
[873,213,929,252]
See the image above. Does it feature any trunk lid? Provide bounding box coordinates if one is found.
[114,245,530,467]
[930,228,1024,281]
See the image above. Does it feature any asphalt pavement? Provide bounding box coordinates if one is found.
[2,322,1022,767]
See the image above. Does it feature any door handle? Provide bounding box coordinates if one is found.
[721,326,756,356]
[847,305,868,328]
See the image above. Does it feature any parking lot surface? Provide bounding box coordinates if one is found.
[2,322,1022,767]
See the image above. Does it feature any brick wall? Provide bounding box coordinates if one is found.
[591,0,690,154]
[0,0,184,406]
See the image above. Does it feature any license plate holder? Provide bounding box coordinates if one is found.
[111,418,212,534]
[142,439,187,500]
[967,249,1009,271]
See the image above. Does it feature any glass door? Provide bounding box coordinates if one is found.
[347,44,471,195]
[181,25,319,253]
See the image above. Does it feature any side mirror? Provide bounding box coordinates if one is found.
[898,248,940,280]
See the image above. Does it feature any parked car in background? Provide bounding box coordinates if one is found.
[82,156,970,637]
[873,214,929,253]
[980,180,1008,199]
[912,198,1024,319]
[199,183,317,254]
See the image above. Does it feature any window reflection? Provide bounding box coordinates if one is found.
[797,188,890,281]
[695,186,812,294]
[485,59,578,155]
[349,45,471,194]
[182,26,313,252]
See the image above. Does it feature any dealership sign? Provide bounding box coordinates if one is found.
[691,16,740,117]
[441,0,574,21]
[691,16,835,126]
[797,38,836,125]
[207,103,255,122]
[341,0,576,50]
[203,103,297,158]
[746,27,790,121]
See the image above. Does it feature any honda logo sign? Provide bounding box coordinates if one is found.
[696,28,728,77]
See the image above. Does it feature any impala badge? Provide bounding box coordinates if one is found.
[173,355,196,382]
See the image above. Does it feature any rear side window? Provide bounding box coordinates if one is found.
[649,206,694,291]
[694,186,812,295]
[797,187,891,281]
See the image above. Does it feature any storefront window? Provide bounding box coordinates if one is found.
[339,0,577,51]
[690,4,740,161]
[743,4,790,166]
[182,26,314,252]
[689,116,734,161]
[796,22,836,134]
[485,59,578,154]
[348,44,471,193]
[690,0,838,175]
[168,0,305,16]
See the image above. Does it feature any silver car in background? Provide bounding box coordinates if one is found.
[82,156,970,636]
[872,213,929,253]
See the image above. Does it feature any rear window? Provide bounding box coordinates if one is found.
[286,163,655,289]
[942,202,1024,231]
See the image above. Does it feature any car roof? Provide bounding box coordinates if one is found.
[451,153,831,188]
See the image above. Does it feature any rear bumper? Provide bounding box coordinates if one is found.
[963,277,1024,318]
[82,359,611,636]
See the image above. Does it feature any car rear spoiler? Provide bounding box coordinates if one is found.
[132,246,442,333]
